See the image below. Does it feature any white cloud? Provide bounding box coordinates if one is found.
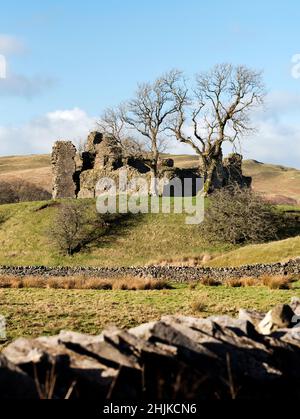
[0,73,55,98]
[0,35,25,55]
[0,34,54,97]
[0,108,97,156]
[0,91,300,169]
[242,118,300,169]
[241,91,300,168]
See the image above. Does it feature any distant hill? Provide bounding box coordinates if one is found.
[0,153,299,204]
[0,155,51,192]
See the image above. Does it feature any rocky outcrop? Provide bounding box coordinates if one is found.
[1,301,300,399]
[1,258,300,281]
[51,141,77,199]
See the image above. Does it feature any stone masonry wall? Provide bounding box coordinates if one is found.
[51,141,77,199]
[1,259,299,281]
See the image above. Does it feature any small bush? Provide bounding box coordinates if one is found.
[83,279,113,290]
[48,201,107,256]
[23,276,47,288]
[200,185,281,245]
[112,277,171,291]
[226,277,259,288]
[240,277,260,287]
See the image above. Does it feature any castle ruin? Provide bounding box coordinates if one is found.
[51,131,251,199]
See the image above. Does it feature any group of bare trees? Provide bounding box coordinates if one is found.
[98,64,265,193]
[0,180,51,205]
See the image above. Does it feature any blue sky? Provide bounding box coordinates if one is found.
[0,0,300,167]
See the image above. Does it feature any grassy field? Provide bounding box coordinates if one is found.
[0,199,299,267]
[0,154,52,192]
[206,236,300,267]
[0,200,229,267]
[1,281,299,345]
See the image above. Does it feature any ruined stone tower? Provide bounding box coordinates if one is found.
[51,141,77,199]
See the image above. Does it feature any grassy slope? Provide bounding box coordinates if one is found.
[0,154,300,267]
[0,154,52,192]
[0,200,227,267]
[206,236,300,267]
[243,160,300,204]
[0,154,50,173]
[1,282,300,343]
[0,200,299,268]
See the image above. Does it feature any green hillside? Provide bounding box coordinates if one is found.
[0,199,299,267]
[0,200,227,267]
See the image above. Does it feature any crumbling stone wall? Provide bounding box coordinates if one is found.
[51,141,77,199]
[51,131,251,199]
[223,153,252,188]
[202,152,252,193]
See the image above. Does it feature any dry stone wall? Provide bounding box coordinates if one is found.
[2,300,300,399]
[1,259,300,281]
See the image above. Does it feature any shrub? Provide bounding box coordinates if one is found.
[83,279,113,290]
[48,201,106,256]
[200,185,281,245]
[226,278,243,288]
[23,276,47,288]
[0,182,18,204]
[112,277,171,291]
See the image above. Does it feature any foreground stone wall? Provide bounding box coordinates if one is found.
[1,300,300,399]
[0,258,299,281]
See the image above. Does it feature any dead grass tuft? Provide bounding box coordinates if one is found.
[226,277,259,288]
[191,299,208,313]
[0,275,171,291]
[260,274,294,290]
[201,277,221,287]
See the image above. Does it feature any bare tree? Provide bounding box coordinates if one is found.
[123,69,187,179]
[170,64,265,193]
[97,106,126,145]
[97,105,144,157]
[49,201,106,256]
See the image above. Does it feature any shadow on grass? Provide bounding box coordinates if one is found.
[278,210,300,239]
[75,212,146,254]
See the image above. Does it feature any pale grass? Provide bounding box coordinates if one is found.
[260,274,295,290]
[0,275,171,291]
[200,277,221,287]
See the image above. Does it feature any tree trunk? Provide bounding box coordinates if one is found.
[200,150,224,195]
